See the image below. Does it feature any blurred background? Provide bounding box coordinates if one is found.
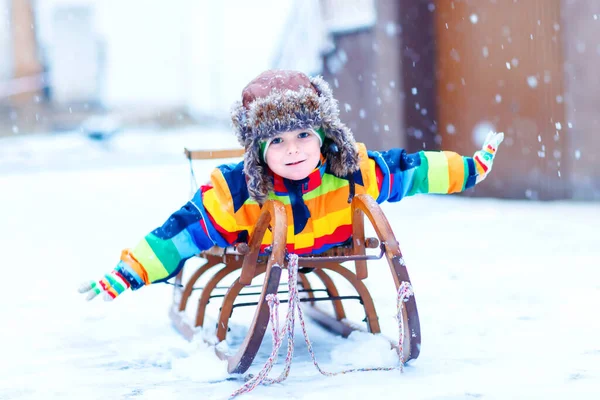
[1,0,599,200]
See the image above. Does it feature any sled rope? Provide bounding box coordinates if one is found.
[230,254,414,398]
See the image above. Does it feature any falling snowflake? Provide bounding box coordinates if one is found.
[527,76,538,88]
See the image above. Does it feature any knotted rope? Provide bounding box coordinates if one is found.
[230,254,414,398]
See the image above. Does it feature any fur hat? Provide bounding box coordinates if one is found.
[231,70,360,203]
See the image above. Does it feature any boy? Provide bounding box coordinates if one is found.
[79,70,503,301]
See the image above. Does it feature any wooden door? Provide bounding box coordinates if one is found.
[434,0,569,199]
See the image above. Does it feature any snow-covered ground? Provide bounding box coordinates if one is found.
[1,127,599,400]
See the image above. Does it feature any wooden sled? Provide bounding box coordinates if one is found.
[169,148,421,374]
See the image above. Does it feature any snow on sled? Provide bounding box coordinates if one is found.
[169,148,421,374]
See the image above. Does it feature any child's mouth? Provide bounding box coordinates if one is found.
[286,160,305,166]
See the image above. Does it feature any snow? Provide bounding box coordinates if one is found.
[1,127,599,399]
[527,76,539,88]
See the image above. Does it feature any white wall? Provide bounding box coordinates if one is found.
[36,0,187,107]
[95,0,188,108]
[0,0,12,81]
[184,0,294,120]
[272,0,331,74]
[35,0,101,103]
[34,0,301,114]
[46,5,101,103]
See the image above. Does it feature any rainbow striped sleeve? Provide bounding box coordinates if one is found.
[116,189,229,289]
[369,149,477,203]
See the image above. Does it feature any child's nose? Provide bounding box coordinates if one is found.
[286,142,299,154]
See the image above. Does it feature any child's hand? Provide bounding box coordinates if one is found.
[78,270,130,301]
[474,131,504,183]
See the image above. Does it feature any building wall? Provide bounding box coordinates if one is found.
[94,0,188,108]
[398,0,439,153]
[434,0,569,200]
[562,0,600,200]
[6,0,42,103]
[32,0,293,113]
[321,0,404,151]
[0,0,12,82]
[184,0,293,121]
[43,5,100,104]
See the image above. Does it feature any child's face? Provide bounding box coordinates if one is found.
[264,128,322,181]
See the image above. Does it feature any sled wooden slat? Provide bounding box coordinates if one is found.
[239,200,287,286]
[184,148,245,160]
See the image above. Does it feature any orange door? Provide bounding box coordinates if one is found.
[434,0,568,199]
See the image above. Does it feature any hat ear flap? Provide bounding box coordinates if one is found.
[243,137,272,204]
[322,124,360,177]
[231,101,250,148]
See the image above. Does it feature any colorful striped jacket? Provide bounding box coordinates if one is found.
[114,143,478,290]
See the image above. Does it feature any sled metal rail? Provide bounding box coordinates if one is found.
[209,288,327,300]
[228,295,364,312]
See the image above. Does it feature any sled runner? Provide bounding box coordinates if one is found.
[169,148,421,374]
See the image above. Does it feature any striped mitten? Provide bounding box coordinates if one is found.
[78,270,131,301]
[474,131,504,184]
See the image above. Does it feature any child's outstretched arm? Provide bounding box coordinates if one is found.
[371,131,504,202]
[78,183,235,301]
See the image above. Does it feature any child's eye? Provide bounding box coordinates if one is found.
[271,137,283,145]
[298,131,310,138]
